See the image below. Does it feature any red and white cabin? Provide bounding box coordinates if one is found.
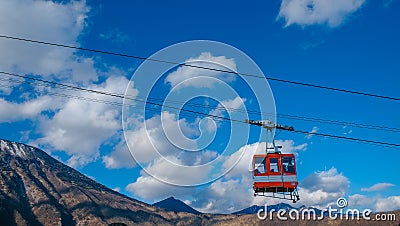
[253,153,299,200]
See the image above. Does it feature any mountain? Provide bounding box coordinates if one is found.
[233,203,296,215]
[0,139,203,225]
[153,197,201,214]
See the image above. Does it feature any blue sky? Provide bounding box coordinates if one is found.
[0,0,399,213]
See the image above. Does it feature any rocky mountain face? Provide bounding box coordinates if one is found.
[0,139,202,225]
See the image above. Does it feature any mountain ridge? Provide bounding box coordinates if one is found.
[153,196,201,214]
[0,138,201,225]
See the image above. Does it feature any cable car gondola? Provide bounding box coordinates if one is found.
[246,119,300,203]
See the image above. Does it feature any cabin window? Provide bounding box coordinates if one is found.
[270,158,279,172]
[254,157,266,174]
[282,156,295,174]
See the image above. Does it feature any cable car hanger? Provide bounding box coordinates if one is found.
[245,119,300,203]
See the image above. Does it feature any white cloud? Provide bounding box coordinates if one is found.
[102,140,136,169]
[278,0,365,28]
[121,110,207,168]
[36,75,129,168]
[0,0,96,83]
[349,194,400,212]
[0,79,15,95]
[193,178,254,214]
[128,140,307,213]
[0,96,57,123]
[124,141,358,214]
[146,156,212,185]
[222,142,265,178]
[208,97,246,132]
[0,1,132,170]
[126,142,255,210]
[276,139,308,154]
[299,167,350,208]
[375,196,400,212]
[210,97,246,116]
[126,172,195,201]
[306,126,319,139]
[361,182,395,192]
[127,154,213,188]
[348,194,371,208]
[165,52,237,89]
[219,97,246,113]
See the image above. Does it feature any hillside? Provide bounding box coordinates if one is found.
[0,139,202,225]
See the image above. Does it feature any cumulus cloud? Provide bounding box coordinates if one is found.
[361,182,395,192]
[0,0,120,168]
[127,140,307,213]
[0,0,96,83]
[106,106,224,170]
[126,167,255,213]
[375,196,400,212]
[125,172,196,201]
[222,142,265,179]
[144,155,212,185]
[122,111,201,165]
[207,97,246,132]
[299,167,350,208]
[349,194,400,212]
[348,194,371,207]
[165,52,237,89]
[36,75,130,168]
[102,139,136,169]
[276,139,308,154]
[278,0,365,28]
[0,96,58,123]
[193,178,253,213]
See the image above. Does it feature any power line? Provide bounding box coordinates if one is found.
[1,81,396,150]
[0,71,243,124]
[1,71,400,133]
[291,130,399,148]
[2,73,400,133]
[1,73,399,133]
[1,71,399,148]
[0,34,399,101]
[0,78,227,122]
[144,96,400,132]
